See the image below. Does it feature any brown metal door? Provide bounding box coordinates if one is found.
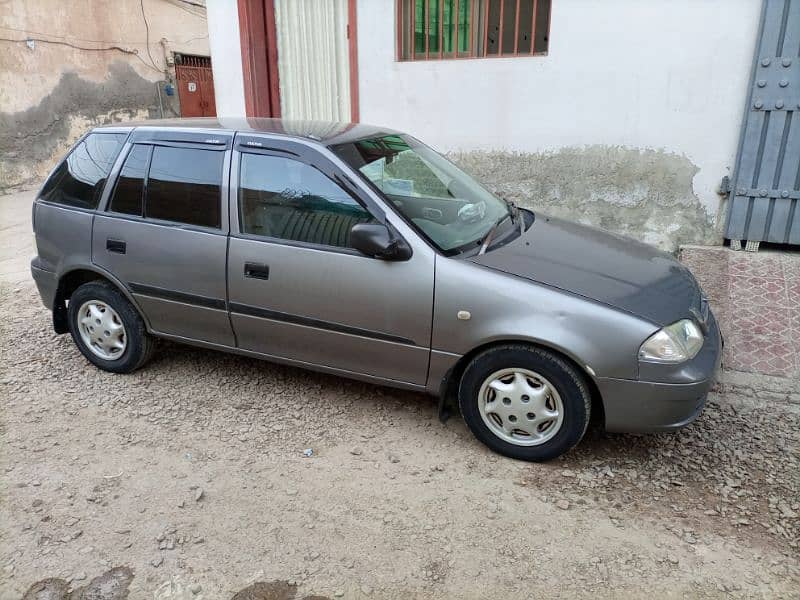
[200,73,216,116]
[175,56,216,117]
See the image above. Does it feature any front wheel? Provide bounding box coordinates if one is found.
[458,345,591,461]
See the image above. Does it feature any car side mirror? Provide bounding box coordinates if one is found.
[350,223,412,261]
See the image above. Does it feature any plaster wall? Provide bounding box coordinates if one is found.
[0,0,210,192]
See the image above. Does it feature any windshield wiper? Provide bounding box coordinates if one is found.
[504,198,519,224]
[478,212,512,255]
[477,199,518,254]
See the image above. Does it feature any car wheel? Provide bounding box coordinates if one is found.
[67,281,155,374]
[458,344,591,461]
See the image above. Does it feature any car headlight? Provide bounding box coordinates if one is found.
[639,319,704,363]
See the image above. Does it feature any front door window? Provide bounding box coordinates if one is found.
[239,153,375,248]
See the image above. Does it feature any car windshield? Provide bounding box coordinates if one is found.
[332,134,511,253]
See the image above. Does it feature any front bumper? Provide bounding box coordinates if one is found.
[597,311,722,433]
[597,377,711,432]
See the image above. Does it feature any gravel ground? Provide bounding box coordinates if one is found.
[1,279,799,599]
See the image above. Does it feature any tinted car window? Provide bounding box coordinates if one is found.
[108,145,150,216]
[239,153,373,248]
[146,146,223,228]
[40,133,127,209]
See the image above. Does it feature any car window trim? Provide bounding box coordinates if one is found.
[233,133,387,220]
[130,128,232,149]
[141,144,155,219]
[34,199,99,216]
[137,141,227,230]
[95,211,228,236]
[232,146,391,256]
[236,147,373,214]
[229,231,373,258]
[141,140,229,152]
[97,138,135,213]
[106,143,151,218]
[234,141,301,157]
[102,141,228,234]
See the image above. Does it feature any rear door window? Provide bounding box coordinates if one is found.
[39,133,127,209]
[108,145,151,216]
[145,146,223,228]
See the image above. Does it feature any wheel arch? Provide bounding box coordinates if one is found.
[438,338,605,427]
[53,266,150,334]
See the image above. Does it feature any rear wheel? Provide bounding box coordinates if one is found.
[458,345,591,461]
[67,281,155,373]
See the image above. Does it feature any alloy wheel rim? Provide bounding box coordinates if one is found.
[477,368,564,446]
[77,300,127,361]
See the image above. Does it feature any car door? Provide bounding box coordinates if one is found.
[93,130,235,347]
[227,136,434,386]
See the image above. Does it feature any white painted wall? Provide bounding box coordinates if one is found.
[206,0,247,117]
[356,0,761,217]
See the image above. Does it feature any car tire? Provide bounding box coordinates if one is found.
[458,344,591,461]
[67,281,155,374]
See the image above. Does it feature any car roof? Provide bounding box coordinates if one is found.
[92,117,402,146]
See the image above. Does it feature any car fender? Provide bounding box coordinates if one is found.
[431,257,659,383]
[54,262,153,332]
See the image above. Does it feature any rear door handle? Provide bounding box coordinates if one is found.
[106,239,126,254]
[244,262,269,280]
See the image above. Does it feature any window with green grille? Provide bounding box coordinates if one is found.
[397,0,551,61]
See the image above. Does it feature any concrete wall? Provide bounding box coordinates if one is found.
[0,0,210,193]
[356,0,761,251]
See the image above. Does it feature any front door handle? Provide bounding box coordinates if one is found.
[106,239,126,254]
[244,262,270,280]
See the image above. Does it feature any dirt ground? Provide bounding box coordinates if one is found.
[1,191,799,599]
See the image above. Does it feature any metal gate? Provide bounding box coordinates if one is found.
[175,55,217,118]
[726,0,800,250]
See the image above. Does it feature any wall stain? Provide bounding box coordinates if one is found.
[450,145,720,252]
[0,61,177,194]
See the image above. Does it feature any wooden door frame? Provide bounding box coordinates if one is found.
[237,0,281,117]
[237,0,360,122]
[347,0,360,122]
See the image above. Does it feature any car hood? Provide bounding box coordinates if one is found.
[469,215,702,326]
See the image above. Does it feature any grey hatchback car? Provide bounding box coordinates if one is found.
[31,118,721,461]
